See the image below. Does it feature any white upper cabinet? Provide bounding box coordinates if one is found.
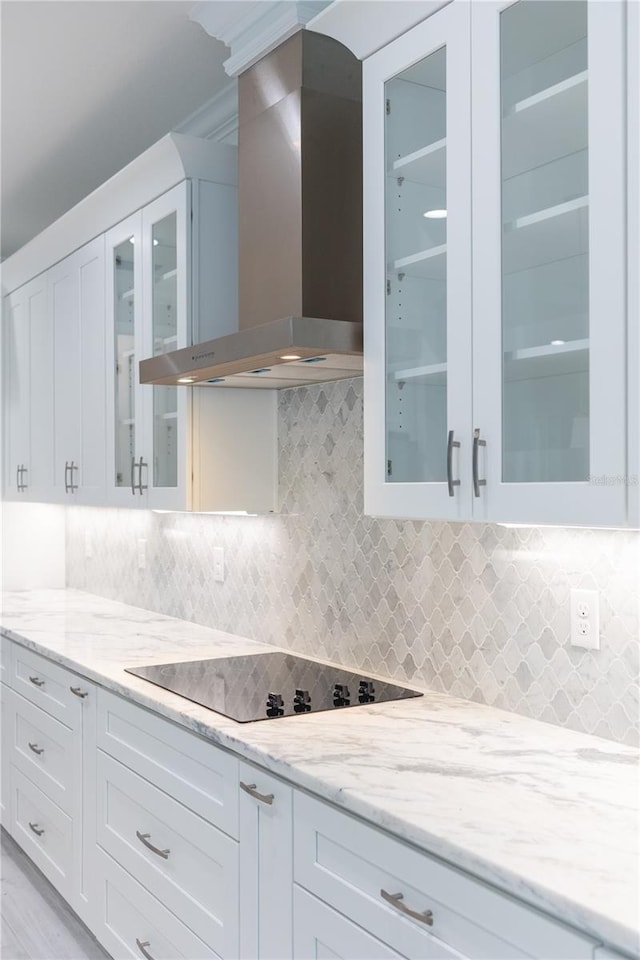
[50,236,106,505]
[3,274,53,502]
[471,0,627,527]
[364,0,633,528]
[364,1,472,521]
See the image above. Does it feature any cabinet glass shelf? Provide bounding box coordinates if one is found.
[391,138,446,186]
[392,244,447,279]
[503,196,588,275]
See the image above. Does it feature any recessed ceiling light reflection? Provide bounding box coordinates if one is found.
[550,340,566,346]
[423,209,447,219]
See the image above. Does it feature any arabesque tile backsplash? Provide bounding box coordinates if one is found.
[66,378,639,746]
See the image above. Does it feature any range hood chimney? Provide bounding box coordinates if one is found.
[140,31,363,389]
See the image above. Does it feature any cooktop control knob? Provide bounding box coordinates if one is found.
[358,680,375,704]
[333,683,350,707]
[266,692,284,718]
[293,689,311,713]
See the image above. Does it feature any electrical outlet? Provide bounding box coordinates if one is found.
[137,539,147,571]
[570,588,599,650]
[213,547,225,583]
[84,531,93,560]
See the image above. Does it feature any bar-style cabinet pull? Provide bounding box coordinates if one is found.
[380,889,434,926]
[136,940,156,960]
[64,461,70,493]
[472,428,487,498]
[29,676,45,687]
[28,742,44,755]
[70,685,88,699]
[68,461,78,492]
[136,831,170,860]
[28,822,45,837]
[446,430,461,497]
[130,456,137,495]
[137,456,148,494]
[240,781,274,805]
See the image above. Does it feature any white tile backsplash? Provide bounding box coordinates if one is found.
[66,378,640,745]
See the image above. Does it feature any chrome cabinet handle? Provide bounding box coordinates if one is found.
[28,821,45,837]
[28,742,44,755]
[380,889,433,927]
[472,428,487,498]
[29,676,45,687]
[136,831,170,860]
[68,460,78,492]
[446,430,461,498]
[17,465,27,492]
[16,464,20,490]
[135,940,155,960]
[138,456,148,494]
[130,456,137,495]
[70,685,88,698]
[240,781,274,805]
[64,461,70,493]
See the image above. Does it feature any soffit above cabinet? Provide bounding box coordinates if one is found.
[1,133,236,297]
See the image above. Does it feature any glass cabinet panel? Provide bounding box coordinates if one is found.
[500,0,589,482]
[113,237,136,488]
[151,212,178,488]
[385,47,447,483]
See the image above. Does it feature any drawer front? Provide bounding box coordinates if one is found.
[12,645,85,726]
[11,765,73,900]
[294,794,595,960]
[95,847,222,960]
[1,684,9,828]
[0,634,12,680]
[293,885,406,960]
[97,750,239,959]
[7,687,76,813]
[97,688,239,838]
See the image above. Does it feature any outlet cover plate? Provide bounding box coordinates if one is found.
[570,588,600,650]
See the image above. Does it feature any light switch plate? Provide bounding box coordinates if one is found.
[570,588,600,650]
[213,547,225,583]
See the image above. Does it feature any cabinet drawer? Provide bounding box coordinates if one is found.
[293,885,405,960]
[12,645,85,726]
[95,847,222,960]
[11,765,73,899]
[7,687,76,814]
[0,634,12,680]
[97,688,238,839]
[294,793,595,960]
[97,750,238,959]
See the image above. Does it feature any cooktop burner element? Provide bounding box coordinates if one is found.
[125,652,422,722]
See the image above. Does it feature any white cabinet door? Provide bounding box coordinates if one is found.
[141,181,190,510]
[3,274,53,501]
[50,254,80,501]
[105,212,147,506]
[363,1,473,521]
[293,886,406,960]
[239,763,293,960]
[77,236,107,504]
[471,0,627,527]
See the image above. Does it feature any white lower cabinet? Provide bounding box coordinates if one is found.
[239,761,293,960]
[0,639,616,960]
[293,885,406,960]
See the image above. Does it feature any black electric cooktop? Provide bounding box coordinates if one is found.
[125,652,422,722]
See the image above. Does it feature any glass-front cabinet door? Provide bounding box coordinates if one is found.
[472,0,627,526]
[364,2,472,519]
[141,181,189,510]
[106,212,145,505]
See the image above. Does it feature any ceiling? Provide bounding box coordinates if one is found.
[1,1,231,261]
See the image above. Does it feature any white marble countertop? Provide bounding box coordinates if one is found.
[1,589,638,957]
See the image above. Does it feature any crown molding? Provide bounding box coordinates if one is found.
[175,81,238,142]
[190,1,331,76]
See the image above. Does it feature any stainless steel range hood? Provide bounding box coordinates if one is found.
[140,31,363,389]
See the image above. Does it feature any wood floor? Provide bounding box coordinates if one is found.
[0,829,110,960]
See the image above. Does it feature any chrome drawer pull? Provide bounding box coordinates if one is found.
[240,781,274,805]
[380,889,434,926]
[28,742,44,755]
[472,428,487,498]
[136,940,155,960]
[136,831,170,860]
[28,822,44,836]
[70,685,88,698]
[29,676,45,687]
[446,430,461,497]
